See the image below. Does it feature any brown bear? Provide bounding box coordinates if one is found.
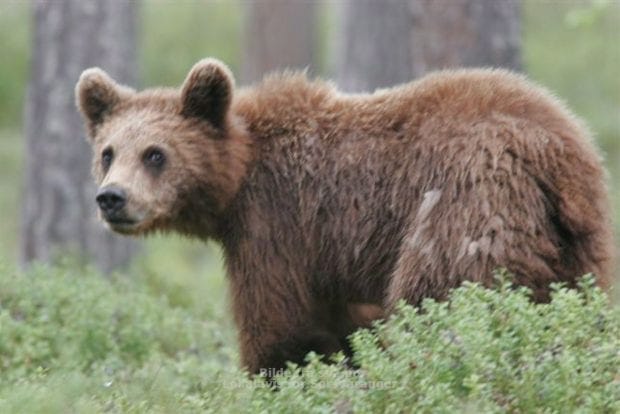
[76,58,613,376]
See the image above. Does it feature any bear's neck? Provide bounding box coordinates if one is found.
[213,76,334,243]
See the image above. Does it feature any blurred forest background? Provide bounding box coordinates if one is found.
[0,0,618,304]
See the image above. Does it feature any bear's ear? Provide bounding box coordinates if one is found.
[180,58,234,129]
[75,68,131,134]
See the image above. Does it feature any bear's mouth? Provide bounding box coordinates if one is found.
[106,218,140,233]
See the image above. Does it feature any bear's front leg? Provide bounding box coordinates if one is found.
[227,266,341,378]
[239,326,342,379]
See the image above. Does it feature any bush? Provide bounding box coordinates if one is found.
[0,261,238,413]
[229,275,619,413]
[0,264,618,413]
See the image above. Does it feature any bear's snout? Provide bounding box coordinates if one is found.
[96,185,127,219]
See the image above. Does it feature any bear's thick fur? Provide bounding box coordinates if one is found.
[76,59,613,376]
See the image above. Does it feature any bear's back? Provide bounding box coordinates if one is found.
[235,69,596,164]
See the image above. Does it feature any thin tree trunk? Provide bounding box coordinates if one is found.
[21,0,139,273]
[334,0,521,92]
[241,0,316,84]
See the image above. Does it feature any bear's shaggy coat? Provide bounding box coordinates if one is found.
[76,59,613,375]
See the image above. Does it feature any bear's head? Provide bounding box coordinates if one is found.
[75,59,251,237]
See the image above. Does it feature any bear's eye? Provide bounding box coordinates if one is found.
[101,148,113,170]
[143,147,166,170]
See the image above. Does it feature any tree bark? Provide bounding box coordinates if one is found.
[334,0,415,93]
[335,0,521,92]
[241,0,316,84]
[409,0,521,77]
[21,0,139,273]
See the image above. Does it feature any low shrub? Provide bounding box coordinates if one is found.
[0,264,617,413]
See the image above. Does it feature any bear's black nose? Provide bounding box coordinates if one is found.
[96,186,127,215]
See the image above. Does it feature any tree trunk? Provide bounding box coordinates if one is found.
[335,0,521,92]
[241,0,316,84]
[334,0,415,93]
[409,0,521,77]
[21,0,139,273]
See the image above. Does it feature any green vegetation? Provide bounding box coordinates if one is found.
[0,266,618,413]
[0,261,237,413]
